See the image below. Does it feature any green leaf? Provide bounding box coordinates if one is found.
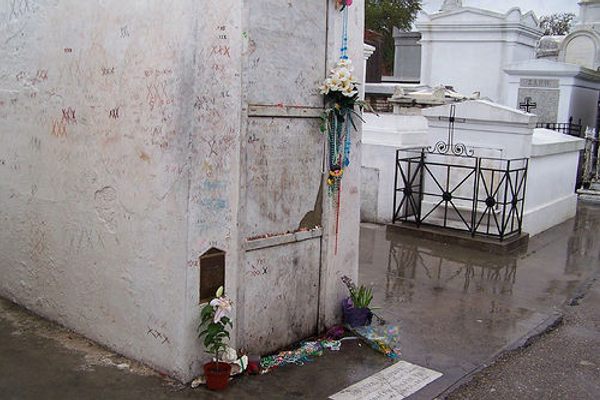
[215,286,224,297]
[200,304,214,324]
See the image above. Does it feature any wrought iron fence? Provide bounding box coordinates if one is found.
[393,149,529,240]
[582,128,600,188]
[536,117,583,137]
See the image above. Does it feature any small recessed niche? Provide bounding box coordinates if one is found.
[199,248,225,304]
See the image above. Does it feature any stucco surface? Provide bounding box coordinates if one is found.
[242,239,320,353]
[417,7,542,102]
[244,117,323,238]
[245,0,326,107]
[0,0,364,382]
[0,0,207,379]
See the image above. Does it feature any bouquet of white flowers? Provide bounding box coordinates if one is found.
[319,59,359,101]
[319,58,368,190]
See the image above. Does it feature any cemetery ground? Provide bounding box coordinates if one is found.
[1,201,599,399]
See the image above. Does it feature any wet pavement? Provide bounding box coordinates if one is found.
[360,201,600,399]
[1,202,599,399]
[447,276,600,399]
[0,296,389,400]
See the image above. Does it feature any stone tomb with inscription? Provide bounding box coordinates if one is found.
[0,1,364,382]
[517,78,560,123]
[504,59,600,130]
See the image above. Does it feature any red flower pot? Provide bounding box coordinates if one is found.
[203,362,232,391]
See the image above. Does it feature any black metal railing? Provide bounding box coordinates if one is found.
[582,129,600,188]
[393,149,529,240]
[536,117,583,137]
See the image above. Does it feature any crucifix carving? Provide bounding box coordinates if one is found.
[519,97,537,113]
[428,104,474,157]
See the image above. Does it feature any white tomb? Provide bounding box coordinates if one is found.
[0,1,364,382]
[422,100,535,159]
[416,5,542,103]
[560,0,600,70]
[421,101,584,236]
[361,111,428,223]
[504,59,600,129]
[500,0,600,130]
[361,91,585,237]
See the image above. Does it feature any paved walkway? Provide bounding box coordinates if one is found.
[1,202,599,399]
[448,276,600,399]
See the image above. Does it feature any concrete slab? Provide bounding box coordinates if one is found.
[387,222,529,254]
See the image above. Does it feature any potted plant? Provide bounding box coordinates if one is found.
[341,275,374,327]
[198,286,233,391]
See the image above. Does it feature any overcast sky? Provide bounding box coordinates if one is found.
[421,0,579,17]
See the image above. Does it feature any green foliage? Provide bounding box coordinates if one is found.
[539,12,575,36]
[351,285,374,308]
[341,275,374,308]
[365,0,422,74]
[197,287,233,361]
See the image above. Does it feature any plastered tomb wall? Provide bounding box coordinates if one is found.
[0,0,364,382]
[0,0,242,381]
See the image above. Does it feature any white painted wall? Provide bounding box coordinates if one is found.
[0,0,210,381]
[0,0,364,382]
[504,59,600,129]
[417,7,542,103]
[361,112,428,223]
[524,129,585,236]
[318,0,365,332]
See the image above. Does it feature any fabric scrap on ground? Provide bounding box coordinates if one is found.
[259,339,342,373]
[351,324,401,359]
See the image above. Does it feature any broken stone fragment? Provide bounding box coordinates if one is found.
[190,375,206,388]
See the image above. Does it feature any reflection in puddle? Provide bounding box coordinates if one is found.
[369,203,600,304]
[567,203,600,273]
[386,239,518,302]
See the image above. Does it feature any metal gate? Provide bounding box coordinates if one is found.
[582,128,600,188]
[393,149,529,241]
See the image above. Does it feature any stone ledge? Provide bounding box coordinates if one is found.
[531,129,586,157]
[244,228,323,252]
[578,189,600,203]
[386,223,529,254]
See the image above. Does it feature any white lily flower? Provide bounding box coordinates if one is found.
[210,297,233,324]
[334,68,352,84]
[330,77,343,91]
[318,57,357,97]
[338,59,352,69]
[341,84,358,97]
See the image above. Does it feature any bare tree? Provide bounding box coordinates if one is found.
[539,12,576,36]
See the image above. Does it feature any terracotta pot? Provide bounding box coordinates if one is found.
[203,362,232,391]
